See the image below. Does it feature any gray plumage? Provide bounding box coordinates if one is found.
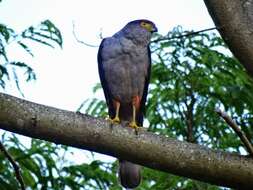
[100,22,151,106]
[97,19,157,189]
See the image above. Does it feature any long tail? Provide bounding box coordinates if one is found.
[117,101,143,189]
[119,160,141,189]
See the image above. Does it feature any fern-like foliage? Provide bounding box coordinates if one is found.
[0,19,62,93]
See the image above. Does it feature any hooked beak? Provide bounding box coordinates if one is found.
[151,25,158,33]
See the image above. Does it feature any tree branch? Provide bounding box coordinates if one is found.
[72,21,99,48]
[0,92,253,189]
[215,108,253,156]
[185,93,196,143]
[151,27,217,44]
[204,0,253,78]
[0,141,25,190]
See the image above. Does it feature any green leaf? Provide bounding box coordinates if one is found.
[17,41,34,57]
[22,19,63,48]
[0,23,14,42]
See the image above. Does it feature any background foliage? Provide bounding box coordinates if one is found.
[82,27,253,189]
[1,6,253,190]
[0,19,62,94]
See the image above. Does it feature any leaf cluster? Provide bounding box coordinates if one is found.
[0,19,62,93]
[0,133,124,190]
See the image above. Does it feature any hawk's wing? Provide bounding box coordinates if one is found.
[137,46,151,125]
[97,39,115,118]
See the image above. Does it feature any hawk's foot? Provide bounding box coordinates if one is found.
[109,116,120,124]
[129,121,141,134]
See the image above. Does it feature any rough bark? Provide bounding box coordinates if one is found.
[204,0,253,78]
[0,92,253,189]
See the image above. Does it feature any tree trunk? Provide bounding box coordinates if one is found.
[204,0,253,78]
[0,92,253,189]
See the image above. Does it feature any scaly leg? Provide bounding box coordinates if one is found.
[109,100,120,124]
[129,96,141,130]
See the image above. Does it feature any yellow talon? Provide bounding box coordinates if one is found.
[109,116,120,124]
[129,121,140,129]
[108,100,121,125]
[129,121,141,135]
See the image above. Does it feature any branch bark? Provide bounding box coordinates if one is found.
[204,0,253,78]
[0,92,253,189]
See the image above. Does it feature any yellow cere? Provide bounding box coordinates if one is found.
[140,21,153,32]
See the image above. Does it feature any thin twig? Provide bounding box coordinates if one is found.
[151,26,218,43]
[98,28,104,40]
[72,21,99,48]
[215,108,253,156]
[0,141,25,190]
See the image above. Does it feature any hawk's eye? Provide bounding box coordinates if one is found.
[140,21,148,27]
[140,21,153,32]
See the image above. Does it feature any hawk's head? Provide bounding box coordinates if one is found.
[127,19,158,33]
[119,19,158,45]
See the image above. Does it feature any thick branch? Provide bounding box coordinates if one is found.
[204,0,253,78]
[0,93,253,189]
